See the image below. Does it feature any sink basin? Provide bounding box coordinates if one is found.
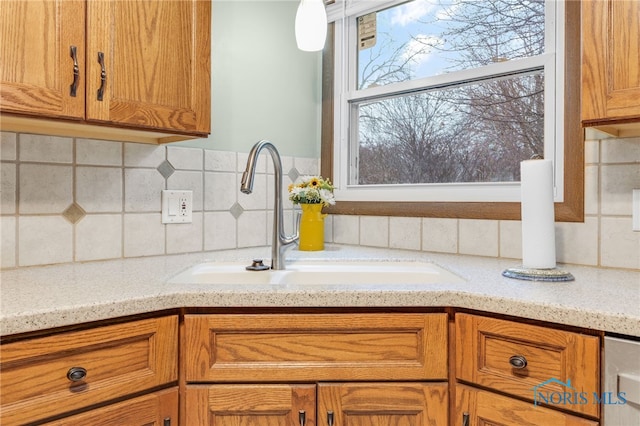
[168,259,464,285]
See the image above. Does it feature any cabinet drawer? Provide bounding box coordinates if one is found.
[455,384,598,426]
[455,313,600,418]
[0,316,178,425]
[184,313,448,382]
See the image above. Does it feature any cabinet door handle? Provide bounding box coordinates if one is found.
[163,417,171,426]
[299,410,306,426]
[509,354,528,369]
[66,366,87,382]
[97,51,106,101]
[462,412,469,426]
[327,410,334,426]
[69,45,79,97]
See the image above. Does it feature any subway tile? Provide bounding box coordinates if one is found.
[333,215,359,245]
[1,216,16,268]
[19,164,73,214]
[75,214,122,261]
[123,213,164,257]
[360,216,389,247]
[76,139,122,166]
[1,132,17,161]
[601,164,640,215]
[459,219,499,257]
[422,218,458,254]
[76,166,123,213]
[167,146,203,170]
[204,211,237,251]
[600,217,640,269]
[168,170,204,211]
[205,172,239,211]
[19,134,73,163]
[389,217,421,250]
[124,169,165,212]
[205,149,236,172]
[1,162,16,214]
[124,143,165,167]
[166,212,203,254]
[18,216,73,266]
[556,217,598,266]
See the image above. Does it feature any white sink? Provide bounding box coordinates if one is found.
[168,259,464,285]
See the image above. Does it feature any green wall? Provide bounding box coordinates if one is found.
[175,0,323,158]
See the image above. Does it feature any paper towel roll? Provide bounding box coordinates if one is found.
[521,159,556,269]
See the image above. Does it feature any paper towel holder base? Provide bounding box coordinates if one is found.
[502,266,574,282]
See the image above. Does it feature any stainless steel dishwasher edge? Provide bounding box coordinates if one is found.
[603,336,640,425]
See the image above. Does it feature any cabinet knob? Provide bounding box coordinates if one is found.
[66,366,87,382]
[509,355,528,369]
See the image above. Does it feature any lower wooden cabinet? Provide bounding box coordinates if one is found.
[184,382,448,425]
[0,316,178,425]
[42,387,179,426]
[455,385,598,426]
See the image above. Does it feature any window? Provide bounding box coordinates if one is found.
[321,0,583,220]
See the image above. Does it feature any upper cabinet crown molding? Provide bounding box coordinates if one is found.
[0,0,211,144]
[582,0,640,138]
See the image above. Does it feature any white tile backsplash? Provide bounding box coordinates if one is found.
[19,164,73,214]
[1,131,638,271]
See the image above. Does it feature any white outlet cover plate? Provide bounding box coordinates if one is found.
[161,190,193,224]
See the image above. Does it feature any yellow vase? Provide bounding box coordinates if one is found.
[298,203,327,251]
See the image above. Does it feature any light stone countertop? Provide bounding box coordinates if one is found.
[1,244,638,337]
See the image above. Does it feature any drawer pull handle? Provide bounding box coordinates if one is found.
[69,45,79,97]
[327,410,334,426]
[97,51,106,101]
[66,366,87,382]
[299,410,306,426]
[462,412,469,426]
[509,355,528,369]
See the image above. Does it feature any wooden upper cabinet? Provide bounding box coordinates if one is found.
[582,0,640,132]
[0,0,85,119]
[0,0,210,143]
[85,0,210,134]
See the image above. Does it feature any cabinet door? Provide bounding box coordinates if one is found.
[582,0,640,124]
[85,0,210,135]
[455,384,598,426]
[318,382,448,426]
[42,387,178,426]
[0,0,85,119]
[184,384,316,425]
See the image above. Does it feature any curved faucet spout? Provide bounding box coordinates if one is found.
[241,140,299,270]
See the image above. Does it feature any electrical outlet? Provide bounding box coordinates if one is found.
[633,189,640,232]
[162,190,193,224]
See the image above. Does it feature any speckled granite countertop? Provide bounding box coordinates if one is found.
[1,245,638,337]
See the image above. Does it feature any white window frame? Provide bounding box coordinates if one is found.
[327,0,565,203]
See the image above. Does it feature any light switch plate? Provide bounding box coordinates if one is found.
[161,190,193,224]
[633,189,640,232]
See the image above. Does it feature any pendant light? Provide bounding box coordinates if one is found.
[295,0,328,52]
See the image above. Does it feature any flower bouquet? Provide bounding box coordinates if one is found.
[288,176,334,250]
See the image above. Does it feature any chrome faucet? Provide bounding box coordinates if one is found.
[240,140,298,270]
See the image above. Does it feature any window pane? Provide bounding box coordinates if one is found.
[357,0,546,89]
[353,71,544,185]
